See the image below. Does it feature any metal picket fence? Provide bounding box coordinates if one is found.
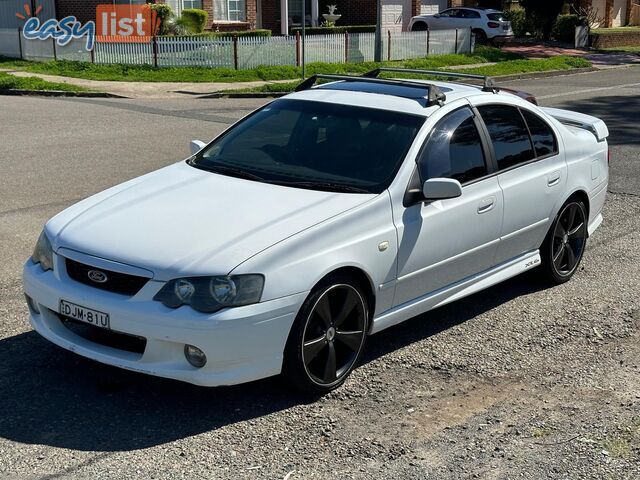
[0,28,474,70]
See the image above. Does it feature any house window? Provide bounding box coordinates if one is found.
[183,0,203,9]
[166,0,203,16]
[213,0,246,21]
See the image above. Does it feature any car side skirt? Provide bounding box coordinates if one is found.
[370,250,541,334]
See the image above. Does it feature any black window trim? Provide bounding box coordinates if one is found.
[412,105,496,191]
[474,103,560,176]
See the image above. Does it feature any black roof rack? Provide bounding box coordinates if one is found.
[294,74,447,107]
[362,67,497,92]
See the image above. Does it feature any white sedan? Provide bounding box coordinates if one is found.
[24,70,609,394]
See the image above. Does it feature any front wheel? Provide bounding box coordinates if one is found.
[540,200,588,284]
[282,276,369,394]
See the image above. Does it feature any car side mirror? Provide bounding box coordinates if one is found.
[423,178,462,200]
[433,13,440,18]
[190,140,206,155]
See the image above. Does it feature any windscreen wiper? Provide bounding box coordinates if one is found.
[273,181,371,193]
[207,165,265,182]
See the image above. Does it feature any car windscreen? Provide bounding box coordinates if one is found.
[487,12,506,21]
[191,99,424,194]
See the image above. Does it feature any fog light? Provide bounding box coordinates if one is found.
[25,294,40,314]
[184,344,207,368]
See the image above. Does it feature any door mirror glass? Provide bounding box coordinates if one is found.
[190,140,207,155]
[433,13,440,17]
[423,178,462,200]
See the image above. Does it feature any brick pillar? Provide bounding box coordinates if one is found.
[605,0,613,27]
[625,0,633,26]
[202,0,215,29]
[246,0,257,28]
[412,0,420,17]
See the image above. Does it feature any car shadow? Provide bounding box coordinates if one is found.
[0,270,550,452]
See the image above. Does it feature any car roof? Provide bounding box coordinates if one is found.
[285,79,496,117]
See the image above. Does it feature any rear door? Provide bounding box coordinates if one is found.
[472,100,566,263]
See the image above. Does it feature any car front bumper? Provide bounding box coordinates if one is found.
[23,257,308,387]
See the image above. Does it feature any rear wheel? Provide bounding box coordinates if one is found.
[282,275,369,394]
[540,200,588,284]
[473,29,487,45]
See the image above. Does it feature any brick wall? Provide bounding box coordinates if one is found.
[55,0,103,24]
[590,30,640,47]
[261,0,279,32]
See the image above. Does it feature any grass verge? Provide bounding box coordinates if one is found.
[223,56,592,94]
[0,72,90,92]
[0,46,521,83]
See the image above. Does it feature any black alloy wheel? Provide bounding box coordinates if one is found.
[541,200,587,284]
[283,277,368,394]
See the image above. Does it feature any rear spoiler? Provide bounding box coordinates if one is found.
[541,107,609,142]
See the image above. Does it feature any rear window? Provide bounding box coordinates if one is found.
[478,105,535,171]
[521,110,558,158]
[487,12,506,21]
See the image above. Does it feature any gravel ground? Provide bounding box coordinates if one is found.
[0,69,639,479]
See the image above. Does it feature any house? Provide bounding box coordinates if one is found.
[50,0,506,35]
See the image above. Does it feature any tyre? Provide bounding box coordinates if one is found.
[474,29,487,45]
[412,22,429,32]
[282,275,369,394]
[540,200,588,284]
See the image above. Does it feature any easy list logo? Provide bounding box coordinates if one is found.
[17,3,95,51]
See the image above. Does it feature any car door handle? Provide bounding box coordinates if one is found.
[547,172,561,187]
[477,196,495,214]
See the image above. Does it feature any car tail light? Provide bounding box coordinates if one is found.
[487,21,500,28]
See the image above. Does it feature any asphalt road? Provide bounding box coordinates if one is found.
[0,67,639,479]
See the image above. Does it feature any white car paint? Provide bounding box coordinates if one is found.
[23,79,608,387]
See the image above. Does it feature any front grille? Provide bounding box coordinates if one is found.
[60,316,147,355]
[65,258,149,296]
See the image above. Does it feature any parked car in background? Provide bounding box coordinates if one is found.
[409,7,514,45]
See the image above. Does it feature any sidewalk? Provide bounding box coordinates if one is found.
[0,68,294,98]
[502,44,640,68]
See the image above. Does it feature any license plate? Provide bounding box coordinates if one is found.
[60,300,110,330]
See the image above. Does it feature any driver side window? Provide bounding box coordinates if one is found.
[417,107,488,185]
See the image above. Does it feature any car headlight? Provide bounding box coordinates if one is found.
[32,230,54,271]
[153,275,264,313]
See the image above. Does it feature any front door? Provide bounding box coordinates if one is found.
[393,106,503,306]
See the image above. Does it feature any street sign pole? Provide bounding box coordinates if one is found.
[302,0,306,78]
[374,0,382,62]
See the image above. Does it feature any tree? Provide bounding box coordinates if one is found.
[520,0,565,40]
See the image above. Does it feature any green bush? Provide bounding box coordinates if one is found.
[290,25,376,35]
[504,9,530,37]
[180,8,208,33]
[192,29,272,38]
[552,14,586,42]
[151,4,173,35]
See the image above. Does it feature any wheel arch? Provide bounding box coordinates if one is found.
[563,189,591,234]
[411,21,429,31]
[313,266,377,327]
